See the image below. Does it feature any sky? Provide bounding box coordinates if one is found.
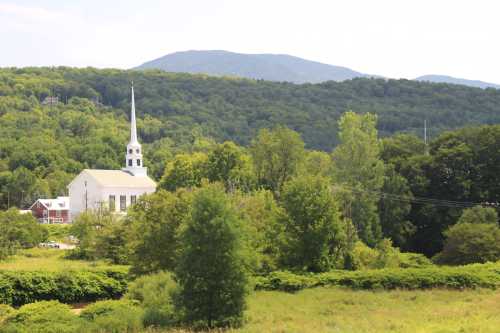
[1,0,499,83]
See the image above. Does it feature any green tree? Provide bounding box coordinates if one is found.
[434,222,500,265]
[126,189,192,274]
[206,141,255,191]
[379,164,415,249]
[175,184,248,328]
[159,153,208,191]
[232,189,284,273]
[69,208,127,263]
[279,175,345,272]
[250,126,305,195]
[0,208,47,259]
[332,111,385,246]
[457,205,498,225]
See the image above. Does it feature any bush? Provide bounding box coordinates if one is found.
[0,268,129,306]
[0,304,14,325]
[42,224,72,242]
[0,300,82,333]
[351,240,432,270]
[434,223,500,265]
[80,299,144,333]
[255,262,500,292]
[126,271,178,327]
[0,209,47,260]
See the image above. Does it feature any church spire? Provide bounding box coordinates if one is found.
[130,82,138,144]
[123,82,147,177]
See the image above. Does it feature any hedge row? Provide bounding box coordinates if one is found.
[254,262,500,292]
[0,268,130,306]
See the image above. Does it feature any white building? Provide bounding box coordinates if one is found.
[68,84,157,220]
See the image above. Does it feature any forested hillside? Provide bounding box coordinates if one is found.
[1,67,500,216]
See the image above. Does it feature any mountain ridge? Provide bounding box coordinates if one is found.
[136,50,370,83]
[136,50,500,89]
[415,74,500,89]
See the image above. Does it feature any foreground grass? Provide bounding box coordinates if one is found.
[0,248,128,271]
[150,287,500,333]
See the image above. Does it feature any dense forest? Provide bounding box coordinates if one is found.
[1,67,500,258]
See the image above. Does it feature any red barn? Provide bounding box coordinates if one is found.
[29,196,70,224]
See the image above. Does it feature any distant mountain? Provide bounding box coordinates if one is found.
[415,75,500,89]
[136,50,371,83]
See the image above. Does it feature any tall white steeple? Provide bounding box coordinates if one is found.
[123,83,147,177]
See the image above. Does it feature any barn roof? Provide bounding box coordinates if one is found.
[76,169,157,188]
[29,196,69,211]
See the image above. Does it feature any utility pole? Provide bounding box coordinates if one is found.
[84,181,88,211]
[424,119,429,155]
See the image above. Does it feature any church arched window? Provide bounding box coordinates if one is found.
[128,159,132,166]
[137,159,141,166]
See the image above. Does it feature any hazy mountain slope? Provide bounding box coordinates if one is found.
[136,50,369,83]
[415,75,500,89]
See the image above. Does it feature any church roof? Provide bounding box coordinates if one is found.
[80,169,156,188]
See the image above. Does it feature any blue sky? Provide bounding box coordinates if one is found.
[1,0,499,83]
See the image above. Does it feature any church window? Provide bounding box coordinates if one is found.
[136,149,140,154]
[109,195,115,211]
[120,195,126,211]
[131,195,137,205]
[129,149,132,154]
[128,159,132,166]
[137,159,141,166]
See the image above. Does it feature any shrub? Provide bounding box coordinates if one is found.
[80,299,144,333]
[0,300,82,333]
[42,224,72,242]
[434,223,500,265]
[0,267,129,306]
[255,262,500,292]
[126,271,178,327]
[0,304,14,324]
[351,240,431,270]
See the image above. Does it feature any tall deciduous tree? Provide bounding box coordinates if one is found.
[159,153,208,191]
[126,189,192,274]
[206,141,255,191]
[175,184,248,328]
[332,111,385,246]
[250,126,305,196]
[379,164,415,249]
[279,175,345,272]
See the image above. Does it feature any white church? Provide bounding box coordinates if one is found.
[68,85,157,221]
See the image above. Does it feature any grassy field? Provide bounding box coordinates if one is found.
[0,248,128,271]
[150,287,500,333]
[239,287,500,333]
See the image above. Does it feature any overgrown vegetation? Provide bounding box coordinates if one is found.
[0,267,129,306]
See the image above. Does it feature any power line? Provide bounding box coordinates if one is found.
[332,184,499,209]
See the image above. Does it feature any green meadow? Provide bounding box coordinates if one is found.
[147,287,500,333]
